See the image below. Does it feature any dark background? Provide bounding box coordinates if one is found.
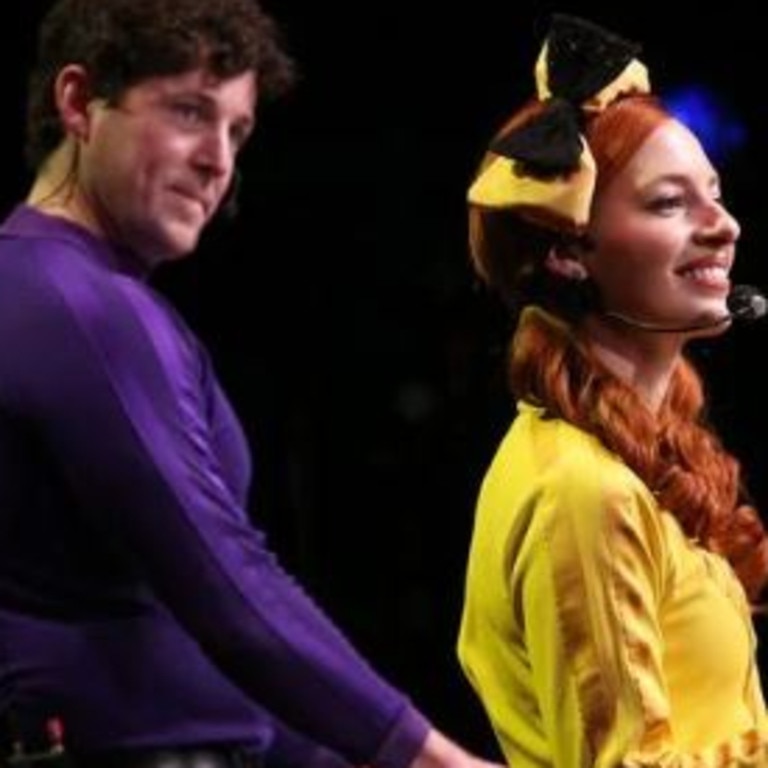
[3,1,768,758]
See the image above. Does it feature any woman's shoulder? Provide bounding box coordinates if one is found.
[509,402,635,480]
[497,401,659,532]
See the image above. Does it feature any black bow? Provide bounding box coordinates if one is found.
[547,14,641,104]
[492,14,641,175]
[491,98,582,176]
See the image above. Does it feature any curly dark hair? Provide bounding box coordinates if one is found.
[25,0,296,170]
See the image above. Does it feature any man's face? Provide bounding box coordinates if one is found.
[79,67,257,265]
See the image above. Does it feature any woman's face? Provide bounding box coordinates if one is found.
[581,118,740,336]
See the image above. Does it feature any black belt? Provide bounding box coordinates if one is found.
[68,747,261,768]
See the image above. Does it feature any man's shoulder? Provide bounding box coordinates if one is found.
[0,233,166,344]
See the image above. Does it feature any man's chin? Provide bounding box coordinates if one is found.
[140,240,197,269]
[154,226,201,263]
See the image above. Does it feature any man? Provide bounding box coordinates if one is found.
[0,1,501,767]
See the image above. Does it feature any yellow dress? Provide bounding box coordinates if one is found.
[457,401,767,768]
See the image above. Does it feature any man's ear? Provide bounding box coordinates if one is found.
[544,241,589,281]
[54,64,94,142]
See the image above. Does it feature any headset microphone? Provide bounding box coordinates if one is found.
[727,284,768,322]
[603,284,768,333]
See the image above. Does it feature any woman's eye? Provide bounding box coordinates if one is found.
[648,195,684,213]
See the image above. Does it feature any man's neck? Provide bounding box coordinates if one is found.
[27,142,103,239]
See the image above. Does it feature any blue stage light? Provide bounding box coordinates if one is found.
[663,85,747,163]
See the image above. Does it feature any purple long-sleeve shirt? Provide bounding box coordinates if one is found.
[0,205,429,764]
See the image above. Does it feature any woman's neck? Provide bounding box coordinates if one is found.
[580,314,682,413]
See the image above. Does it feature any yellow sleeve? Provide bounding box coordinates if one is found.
[521,480,765,768]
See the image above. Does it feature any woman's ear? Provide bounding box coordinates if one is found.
[54,64,94,142]
[544,242,589,281]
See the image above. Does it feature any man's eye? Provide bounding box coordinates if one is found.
[172,103,204,123]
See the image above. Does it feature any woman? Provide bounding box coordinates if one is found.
[457,13,768,768]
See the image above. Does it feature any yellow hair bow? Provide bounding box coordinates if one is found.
[468,14,650,231]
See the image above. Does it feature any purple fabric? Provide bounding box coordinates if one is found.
[0,206,429,767]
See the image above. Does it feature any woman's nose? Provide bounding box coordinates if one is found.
[695,200,741,245]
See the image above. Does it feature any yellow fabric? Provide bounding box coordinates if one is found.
[457,402,768,768]
[466,140,597,229]
[581,60,650,115]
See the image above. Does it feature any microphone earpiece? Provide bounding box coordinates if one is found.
[219,168,242,221]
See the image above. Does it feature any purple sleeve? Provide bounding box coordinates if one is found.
[267,717,355,768]
[5,253,430,768]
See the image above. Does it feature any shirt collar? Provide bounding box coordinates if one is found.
[0,204,151,279]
